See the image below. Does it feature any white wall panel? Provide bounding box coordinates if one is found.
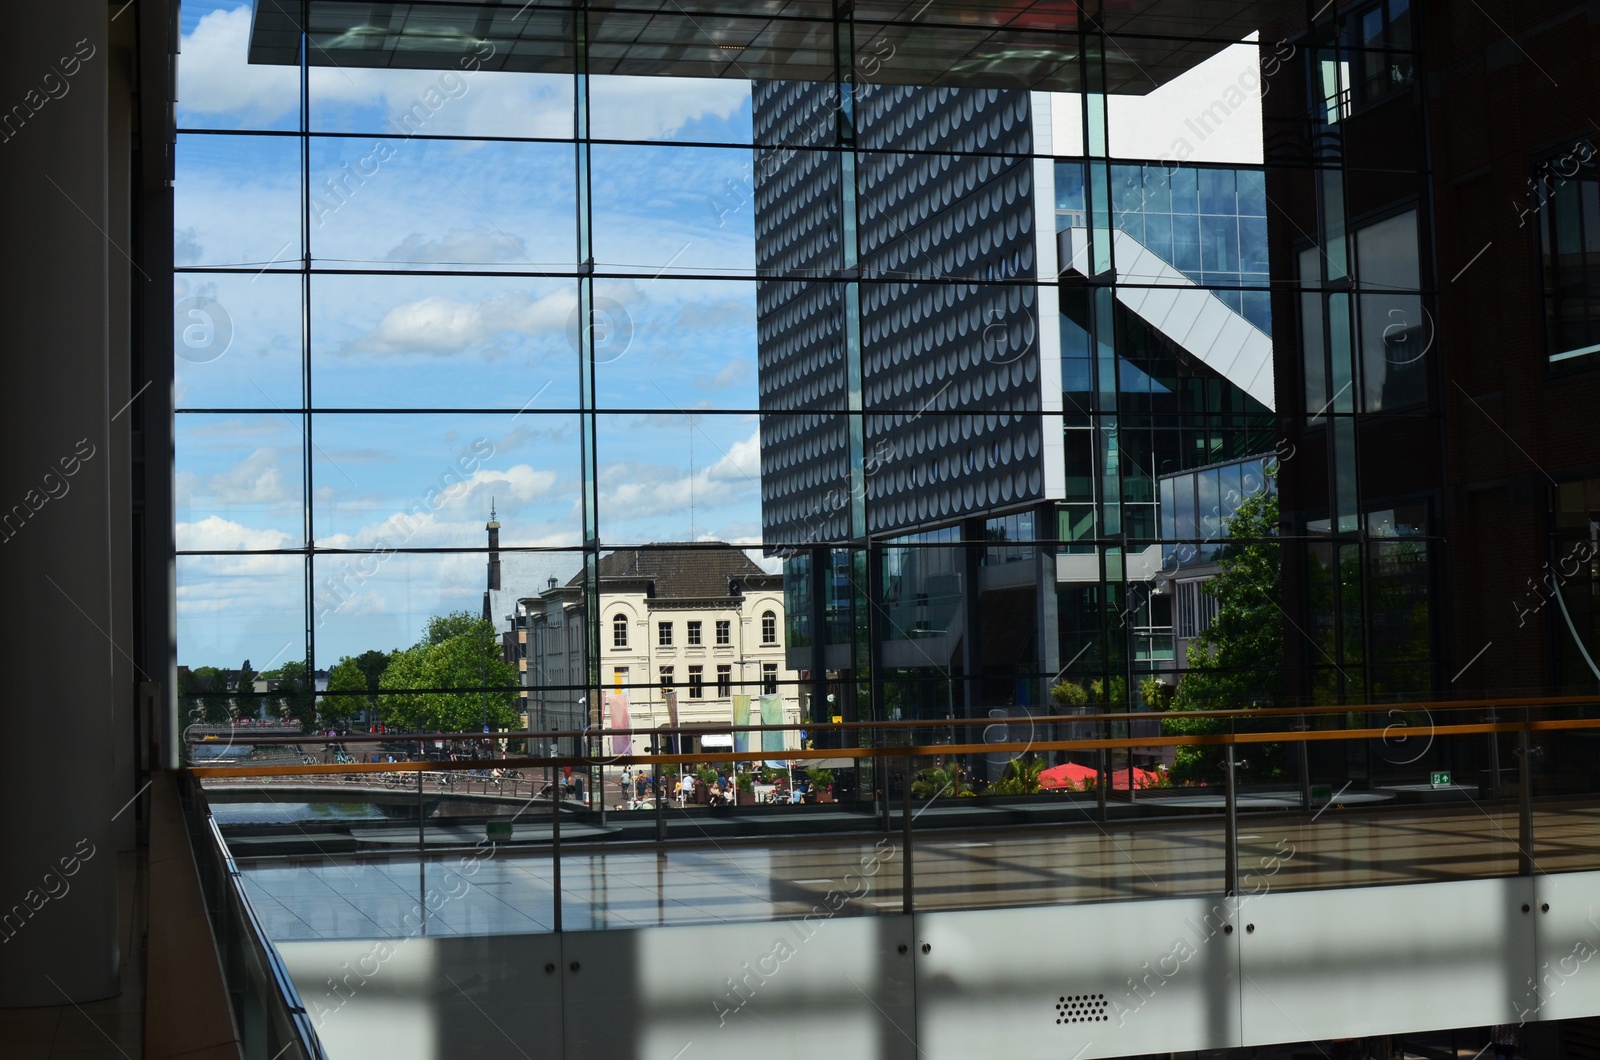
[563,916,918,1060]
[279,934,565,1060]
[1531,871,1600,1021]
[271,873,1600,1060]
[913,898,1244,1060]
[1237,876,1537,1045]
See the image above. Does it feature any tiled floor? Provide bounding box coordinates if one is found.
[2,851,145,1060]
[238,799,1600,942]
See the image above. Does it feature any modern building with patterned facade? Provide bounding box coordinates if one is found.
[752,74,1281,740]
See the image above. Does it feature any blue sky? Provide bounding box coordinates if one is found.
[175,1,769,668]
[170,2,1270,669]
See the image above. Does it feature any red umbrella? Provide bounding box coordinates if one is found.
[1039,762,1097,789]
[1039,762,1161,790]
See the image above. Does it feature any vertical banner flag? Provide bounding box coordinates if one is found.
[663,688,680,754]
[605,690,633,756]
[760,694,784,752]
[732,695,752,753]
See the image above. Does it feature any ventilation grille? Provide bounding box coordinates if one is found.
[1056,993,1108,1025]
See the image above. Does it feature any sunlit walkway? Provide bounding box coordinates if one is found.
[237,798,1600,941]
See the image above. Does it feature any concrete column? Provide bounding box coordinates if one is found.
[0,1,121,1005]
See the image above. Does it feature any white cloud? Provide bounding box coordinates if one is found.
[177,514,293,552]
[346,288,576,356]
[695,357,751,391]
[588,76,751,140]
[597,428,762,523]
[384,226,526,264]
[441,465,559,510]
[177,7,300,126]
[706,430,761,483]
[205,447,293,505]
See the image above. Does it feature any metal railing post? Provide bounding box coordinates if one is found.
[417,768,426,935]
[1096,744,1108,822]
[552,774,563,932]
[901,752,914,915]
[1298,715,1312,812]
[654,751,665,843]
[1518,726,1535,876]
[1224,742,1239,897]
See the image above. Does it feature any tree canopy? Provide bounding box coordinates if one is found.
[325,655,373,724]
[1164,469,1285,784]
[181,665,231,725]
[377,611,520,732]
[270,660,319,733]
[234,659,257,720]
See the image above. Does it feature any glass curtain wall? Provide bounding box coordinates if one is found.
[172,0,1446,794]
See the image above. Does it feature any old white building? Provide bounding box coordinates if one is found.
[524,544,800,754]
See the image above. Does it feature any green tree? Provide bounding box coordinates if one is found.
[355,649,390,710]
[1165,469,1285,784]
[377,611,520,732]
[325,656,368,726]
[235,660,257,721]
[274,660,319,733]
[424,611,481,646]
[181,665,232,725]
[1050,680,1088,710]
[988,753,1045,795]
[911,761,972,798]
[1139,676,1173,712]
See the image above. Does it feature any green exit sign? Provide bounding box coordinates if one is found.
[1431,771,1451,788]
[486,820,513,839]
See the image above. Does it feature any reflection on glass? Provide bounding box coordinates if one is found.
[309,413,584,550]
[591,144,757,273]
[310,274,580,410]
[308,137,576,268]
[178,0,301,133]
[594,279,764,411]
[175,414,305,549]
[175,134,301,268]
[174,272,302,410]
[177,556,305,677]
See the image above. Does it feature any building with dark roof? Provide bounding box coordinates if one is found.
[523,545,797,754]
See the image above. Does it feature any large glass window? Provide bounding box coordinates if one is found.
[1540,157,1600,367]
[1352,208,1425,411]
[171,0,1416,773]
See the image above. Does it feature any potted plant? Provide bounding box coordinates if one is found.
[735,771,756,806]
[695,765,718,805]
[807,767,835,805]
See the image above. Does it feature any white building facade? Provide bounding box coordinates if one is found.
[525,545,801,754]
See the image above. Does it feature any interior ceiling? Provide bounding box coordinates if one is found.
[250,0,1302,94]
